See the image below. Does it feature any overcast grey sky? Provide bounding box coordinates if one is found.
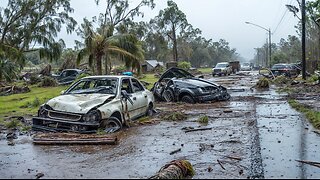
[58,0,300,61]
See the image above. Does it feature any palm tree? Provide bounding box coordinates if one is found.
[77,19,144,75]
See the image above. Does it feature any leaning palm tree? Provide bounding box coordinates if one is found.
[77,19,144,75]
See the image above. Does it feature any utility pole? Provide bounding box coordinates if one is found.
[302,0,306,80]
[245,22,272,68]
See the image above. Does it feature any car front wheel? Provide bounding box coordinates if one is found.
[163,89,174,102]
[181,95,195,104]
[100,117,122,133]
[146,103,154,117]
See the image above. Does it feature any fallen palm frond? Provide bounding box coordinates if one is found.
[149,160,195,179]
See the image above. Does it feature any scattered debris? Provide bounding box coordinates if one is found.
[217,159,226,170]
[295,160,320,168]
[161,112,187,121]
[223,110,233,113]
[35,172,44,179]
[149,160,195,179]
[255,78,270,89]
[224,155,242,161]
[0,85,30,96]
[32,133,118,145]
[184,127,212,133]
[169,148,181,155]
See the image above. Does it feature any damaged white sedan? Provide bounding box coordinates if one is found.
[32,75,155,133]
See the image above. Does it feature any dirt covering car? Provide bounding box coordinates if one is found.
[32,75,155,133]
[151,67,230,104]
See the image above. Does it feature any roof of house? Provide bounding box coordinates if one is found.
[145,60,164,67]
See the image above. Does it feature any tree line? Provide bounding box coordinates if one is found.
[2,0,319,82]
[252,0,320,73]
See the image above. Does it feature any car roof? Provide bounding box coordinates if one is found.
[81,75,134,79]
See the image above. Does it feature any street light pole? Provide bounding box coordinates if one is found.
[245,22,272,68]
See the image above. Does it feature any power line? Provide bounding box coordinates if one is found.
[273,8,289,34]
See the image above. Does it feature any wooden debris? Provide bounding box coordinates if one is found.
[32,133,118,145]
[224,155,242,161]
[149,160,195,179]
[169,148,181,155]
[295,159,320,168]
[217,159,225,170]
[184,127,212,133]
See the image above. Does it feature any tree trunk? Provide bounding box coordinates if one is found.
[96,55,102,75]
[149,160,195,179]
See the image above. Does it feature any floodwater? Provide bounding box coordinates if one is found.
[0,71,319,179]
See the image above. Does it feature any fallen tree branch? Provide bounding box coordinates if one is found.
[149,160,195,179]
[224,155,242,161]
[295,160,320,168]
[217,159,225,170]
[169,148,181,155]
[184,127,212,133]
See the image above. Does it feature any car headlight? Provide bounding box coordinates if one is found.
[197,87,207,93]
[82,110,101,123]
[38,104,52,118]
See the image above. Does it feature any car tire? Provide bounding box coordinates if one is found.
[146,103,154,117]
[163,89,174,102]
[181,95,195,104]
[217,93,231,101]
[101,117,122,133]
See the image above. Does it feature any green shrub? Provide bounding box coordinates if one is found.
[178,61,191,70]
[197,115,209,124]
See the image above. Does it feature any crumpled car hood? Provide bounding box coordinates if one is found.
[46,94,114,114]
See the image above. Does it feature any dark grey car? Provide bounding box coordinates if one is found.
[151,67,230,104]
[52,69,85,85]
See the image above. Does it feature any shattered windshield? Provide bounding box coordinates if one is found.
[216,63,228,68]
[66,78,118,95]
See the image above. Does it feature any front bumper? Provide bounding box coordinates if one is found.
[32,117,99,133]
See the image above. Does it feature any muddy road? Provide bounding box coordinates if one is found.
[1,71,320,179]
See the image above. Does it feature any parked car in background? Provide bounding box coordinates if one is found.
[32,75,155,133]
[212,62,232,76]
[151,67,230,104]
[270,63,299,78]
[52,69,85,85]
[289,63,301,75]
[240,62,252,71]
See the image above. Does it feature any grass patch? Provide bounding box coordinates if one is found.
[0,85,68,119]
[138,73,159,90]
[198,68,212,74]
[288,99,320,129]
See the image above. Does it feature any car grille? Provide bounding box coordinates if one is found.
[214,69,221,73]
[47,109,82,121]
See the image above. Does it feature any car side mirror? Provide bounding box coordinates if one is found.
[121,90,133,105]
[60,90,65,95]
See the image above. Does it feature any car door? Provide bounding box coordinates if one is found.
[120,78,136,120]
[130,78,148,118]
